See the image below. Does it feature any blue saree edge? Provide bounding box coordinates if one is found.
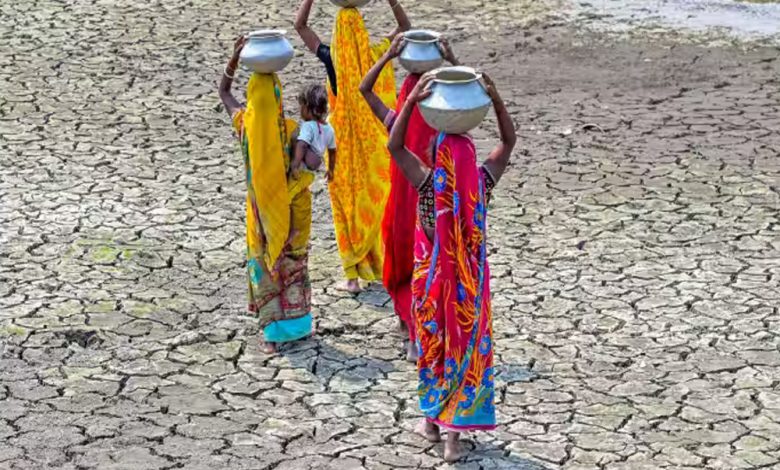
[263,313,313,343]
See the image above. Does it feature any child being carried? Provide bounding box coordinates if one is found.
[292,83,336,181]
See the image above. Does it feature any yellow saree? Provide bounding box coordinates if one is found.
[328,8,397,281]
[233,73,312,342]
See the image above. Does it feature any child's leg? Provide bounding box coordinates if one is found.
[303,147,323,172]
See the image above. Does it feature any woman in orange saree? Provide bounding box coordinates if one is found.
[295,0,410,293]
[219,37,313,354]
[387,73,516,462]
[360,34,460,361]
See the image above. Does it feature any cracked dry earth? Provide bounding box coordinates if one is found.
[1,0,780,469]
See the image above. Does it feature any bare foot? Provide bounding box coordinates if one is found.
[414,419,441,443]
[346,279,361,293]
[406,340,418,363]
[444,432,469,463]
[337,279,361,294]
[261,341,276,354]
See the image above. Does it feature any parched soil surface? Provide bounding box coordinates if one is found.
[1,0,779,469]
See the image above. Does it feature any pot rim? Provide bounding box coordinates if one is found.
[403,29,441,43]
[246,29,287,39]
[431,66,482,84]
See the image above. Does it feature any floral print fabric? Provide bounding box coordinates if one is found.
[413,132,496,431]
[327,8,397,280]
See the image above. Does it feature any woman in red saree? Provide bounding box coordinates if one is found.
[359,35,460,361]
[387,73,516,462]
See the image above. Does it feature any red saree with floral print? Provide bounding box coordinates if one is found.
[413,132,496,431]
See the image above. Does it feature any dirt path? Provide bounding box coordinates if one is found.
[1,0,779,469]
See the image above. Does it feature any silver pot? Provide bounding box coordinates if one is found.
[239,30,294,74]
[329,0,371,7]
[399,30,444,74]
[419,67,492,134]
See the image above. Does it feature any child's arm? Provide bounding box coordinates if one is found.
[325,126,336,182]
[293,124,314,175]
[360,35,404,126]
[294,0,322,54]
[326,148,336,182]
[482,73,516,183]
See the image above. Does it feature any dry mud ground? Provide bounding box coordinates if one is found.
[1,0,780,469]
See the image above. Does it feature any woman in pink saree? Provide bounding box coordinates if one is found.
[359,34,460,362]
[387,73,516,462]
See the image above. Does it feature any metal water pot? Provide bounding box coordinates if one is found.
[329,0,371,7]
[419,67,492,134]
[239,30,294,74]
[399,30,444,74]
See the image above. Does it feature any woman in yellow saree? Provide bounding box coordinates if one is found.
[295,0,410,293]
[219,36,313,353]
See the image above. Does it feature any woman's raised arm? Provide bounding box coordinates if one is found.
[387,74,435,188]
[385,0,411,40]
[360,35,404,125]
[481,73,516,183]
[218,36,247,119]
[294,0,323,54]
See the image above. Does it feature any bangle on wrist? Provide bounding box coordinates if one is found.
[224,65,236,79]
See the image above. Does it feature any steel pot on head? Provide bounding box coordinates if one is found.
[239,30,294,74]
[398,30,444,74]
[419,66,492,134]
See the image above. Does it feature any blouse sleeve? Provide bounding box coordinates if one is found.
[416,169,433,192]
[316,43,338,96]
[480,165,497,201]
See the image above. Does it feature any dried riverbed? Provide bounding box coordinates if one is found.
[1,0,779,469]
